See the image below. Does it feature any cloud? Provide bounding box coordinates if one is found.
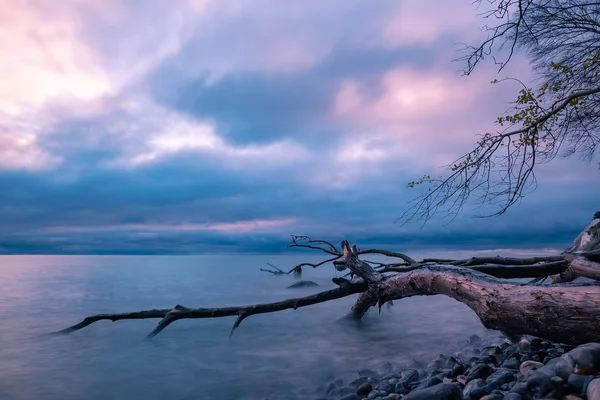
[0,0,597,254]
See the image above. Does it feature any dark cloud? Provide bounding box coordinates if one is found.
[149,45,434,145]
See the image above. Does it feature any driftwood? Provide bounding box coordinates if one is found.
[57,213,600,345]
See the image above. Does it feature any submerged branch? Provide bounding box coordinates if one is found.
[57,282,367,338]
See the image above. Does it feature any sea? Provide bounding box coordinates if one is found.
[0,251,542,400]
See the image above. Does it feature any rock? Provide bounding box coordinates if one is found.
[339,386,355,396]
[502,394,521,400]
[339,394,362,400]
[519,360,544,376]
[567,373,588,394]
[358,369,378,379]
[415,377,443,390]
[562,394,583,400]
[445,357,462,369]
[375,380,393,393]
[556,343,600,380]
[501,357,521,370]
[452,364,466,378]
[466,364,493,383]
[367,390,388,399]
[484,368,514,390]
[401,370,421,385]
[463,379,485,399]
[402,383,462,400]
[563,395,584,400]
[356,383,372,396]
[470,334,482,345]
[287,280,319,288]
[535,357,559,377]
[510,371,562,399]
[466,388,489,399]
[589,378,600,400]
[394,381,410,395]
[518,339,530,351]
[530,338,544,349]
[349,377,369,388]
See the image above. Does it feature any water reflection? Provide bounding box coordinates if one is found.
[0,254,505,400]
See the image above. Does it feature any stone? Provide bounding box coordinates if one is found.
[339,386,355,396]
[556,343,600,380]
[402,383,462,400]
[519,360,544,376]
[470,334,482,345]
[563,395,584,400]
[374,380,393,393]
[518,339,531,351]
[501,357,521,370]
[510,371,562,399]
[394,381,409,395]
[466,388,489,399]
[350,377,369,388]
[589,378,600,400]
[466,364,493,383]
[567,373,589,394]
[484,368,514,390]
[452,364,465,378]
[339,394,362,400]
[401,370,420,385]
[414,377,442,390]
[463,378,485,399]
[358,369,378,378]
[287,280,319,288]
[367,390,388,399]
[503,394,521,400]
[356,383,372,396]
[535,357,559,377]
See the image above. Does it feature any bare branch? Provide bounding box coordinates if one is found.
[57,282,367,337]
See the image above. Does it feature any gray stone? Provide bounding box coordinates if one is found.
[556,343,600,380]
[484,368,514,390]
[463,378,485,399]
[589,378,600,400]
[466,364,493,383]
[402,383,462,400]
[287,280,319,288]
[339,394,362,400]
[501,357,521,370]
[356,383,372,396]
[519,360,544,376]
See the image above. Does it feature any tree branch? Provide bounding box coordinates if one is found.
[56,282,367,338]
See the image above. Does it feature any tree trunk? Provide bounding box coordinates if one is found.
[359,266,600,344]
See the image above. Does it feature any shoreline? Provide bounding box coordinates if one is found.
[305,334,600,400]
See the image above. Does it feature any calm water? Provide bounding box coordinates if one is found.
[0,253,512,400]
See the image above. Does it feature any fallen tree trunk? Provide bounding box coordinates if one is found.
[359,266,600,344]
[56,212,600,345]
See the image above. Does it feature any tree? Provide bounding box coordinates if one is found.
[57,215,600,344]
[404,0,600,223]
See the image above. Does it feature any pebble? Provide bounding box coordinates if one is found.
[297,337,600,400]
[519,360,544,376]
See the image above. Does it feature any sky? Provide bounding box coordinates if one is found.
[0,0,598,255]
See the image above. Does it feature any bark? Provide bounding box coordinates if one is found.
[354,265,600,345]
